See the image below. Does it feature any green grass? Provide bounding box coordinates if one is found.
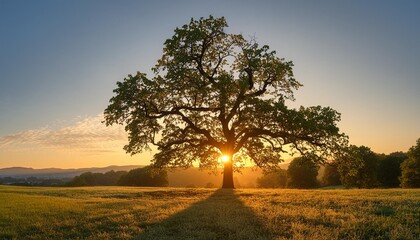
[0,186,419,239]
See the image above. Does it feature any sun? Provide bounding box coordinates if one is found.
[220,155,230,163]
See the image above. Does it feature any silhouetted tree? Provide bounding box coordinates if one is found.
[400,139,420,188]
[321,162,341,186]
[337,146,379,188]
[118,166,168,187]
[257,169,287,188]
[377,152,407,187]
[287,156,319,188]
[104,16,347,188]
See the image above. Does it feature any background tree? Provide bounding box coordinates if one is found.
[257,168,287,188]
[67,172,97,186]
[66,170,127,187]
[118,166,168,187]
[287,156,319,189]
[400,139,420,188]
[321,162,341,187]
[337,146,379,188]
[104,16,347,188]
[377,152,407,187]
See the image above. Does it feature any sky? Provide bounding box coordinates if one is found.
[0,0,419,168]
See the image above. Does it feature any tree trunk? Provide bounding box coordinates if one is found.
[222,155,234,188]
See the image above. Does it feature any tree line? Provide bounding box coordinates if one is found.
[0,176,68,186]
[65,166,168,187]
[0,166,169,187]
[257,138,420,189]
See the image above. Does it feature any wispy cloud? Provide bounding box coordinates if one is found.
[0,114,127,153]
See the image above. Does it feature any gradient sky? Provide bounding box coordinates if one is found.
[1,0,419,168]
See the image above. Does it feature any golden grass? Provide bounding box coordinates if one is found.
[0,186,418,239]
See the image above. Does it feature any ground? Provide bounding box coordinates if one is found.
[0,186,419,239]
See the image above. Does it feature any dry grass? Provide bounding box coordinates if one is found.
[236,189,420,240]
[0,186,419,239]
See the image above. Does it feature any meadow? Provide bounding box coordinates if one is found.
[0,186,419,240]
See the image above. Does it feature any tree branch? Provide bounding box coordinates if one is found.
[195,38,216,84]
[234,128,289,152]
[260,136,286,152]
[174,110,221,149]
[245,74,273,97]
[153,138,205,149]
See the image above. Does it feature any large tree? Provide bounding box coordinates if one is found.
[104,16,346,188]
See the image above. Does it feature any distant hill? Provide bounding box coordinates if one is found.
[0,165,144,179]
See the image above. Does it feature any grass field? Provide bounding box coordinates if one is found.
[0,186,419,240]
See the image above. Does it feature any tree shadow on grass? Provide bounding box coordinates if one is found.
[135,189,272,240]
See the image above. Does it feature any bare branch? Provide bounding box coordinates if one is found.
[234,128,288,152]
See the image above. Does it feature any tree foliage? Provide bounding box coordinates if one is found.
[337,146,379,188]
[377,152,407,187]
[321,162,341,186]
[287,156,319,189]
[104,16,347,188]
[257,168,287,188]
[400,139,420,188]
[66,171,127,187]
[118,166,168,187]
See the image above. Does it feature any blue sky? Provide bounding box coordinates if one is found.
[1,0,419,168]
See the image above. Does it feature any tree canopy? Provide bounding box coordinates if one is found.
[321,162,341,187]
[337,145,379,188]
[287,156,319,189]
[66,170,127,187]
[400,139,420,188]
[377,152,407,187]
[104,16,347,188]
[257,168,287,188]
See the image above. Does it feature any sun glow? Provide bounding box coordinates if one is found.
[220,155,230,163]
